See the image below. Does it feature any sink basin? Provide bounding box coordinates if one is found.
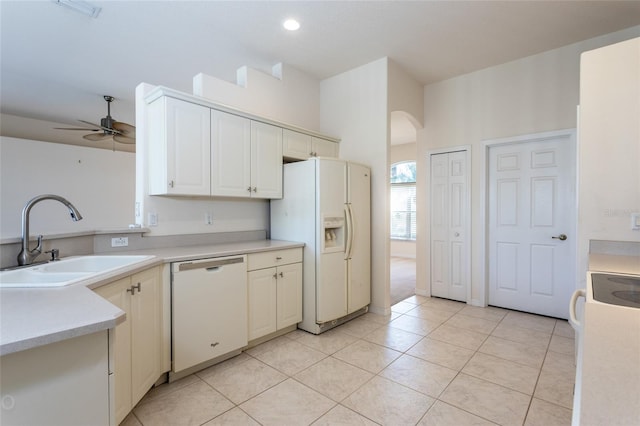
[0,255,155,288]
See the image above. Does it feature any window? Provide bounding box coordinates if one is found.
[390,161,416,240]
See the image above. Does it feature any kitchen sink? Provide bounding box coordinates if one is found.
[0,255,155,288]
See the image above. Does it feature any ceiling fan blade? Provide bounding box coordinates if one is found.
[83,132,111,141]
[78,120,104,130]
[54,127,100,131]
[112,121,135,135]
[113,134,136,144]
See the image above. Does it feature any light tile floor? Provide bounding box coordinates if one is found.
[123,296,575,426]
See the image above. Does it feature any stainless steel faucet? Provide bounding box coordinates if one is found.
[17,194,83,266]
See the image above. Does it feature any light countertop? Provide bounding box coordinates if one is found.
[588,253,640,275]
[0,239,303,356]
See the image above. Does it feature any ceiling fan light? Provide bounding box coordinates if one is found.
[52,0,101,19]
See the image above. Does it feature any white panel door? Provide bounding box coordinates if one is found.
[488,135,575,318]
[430,151,469,302]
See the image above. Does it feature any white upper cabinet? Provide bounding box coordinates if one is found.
[251,121,283,199]
[283,129,312,160]
[283,129,338,160]
[210,111,282,199]
[210,110,251,197]
[312,136,339,158]
[144,88,338,199]
[148,97,211,196]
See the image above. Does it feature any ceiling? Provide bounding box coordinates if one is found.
[1,1,639,151]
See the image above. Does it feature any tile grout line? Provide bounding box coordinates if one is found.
[134,294,573,426]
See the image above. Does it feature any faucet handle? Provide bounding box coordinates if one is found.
[45,248,60,261]
[30,235,44,256]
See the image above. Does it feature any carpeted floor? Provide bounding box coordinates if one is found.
[390,256,416,305]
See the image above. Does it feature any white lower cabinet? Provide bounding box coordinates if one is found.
[248,249,303,341]
[0,331,110,426]
[94,266,162,425]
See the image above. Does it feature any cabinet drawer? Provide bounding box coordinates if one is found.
[248,248,302,271]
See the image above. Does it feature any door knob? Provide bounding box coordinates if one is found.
[552,234,567,241]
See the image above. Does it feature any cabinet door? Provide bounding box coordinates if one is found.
[248,268,277,340]
[312,137,338,158]
[211,110,252,197]
[250,121,283,199]
[94,278,132,425]
[130,267,161,404]
[158,97,211,196]
[276,263,303,329]
[283,129,312,160]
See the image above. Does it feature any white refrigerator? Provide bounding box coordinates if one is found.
[271,157,371,334]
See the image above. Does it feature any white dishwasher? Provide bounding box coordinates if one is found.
[172,255,247,373]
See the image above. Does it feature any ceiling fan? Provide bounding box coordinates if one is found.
[55,95,135,144]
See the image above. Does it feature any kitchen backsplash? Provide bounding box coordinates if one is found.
[590,239,640,256]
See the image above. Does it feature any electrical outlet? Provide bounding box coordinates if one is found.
[111,237,129,247]
[148,212,158,226]
[205,212,213,225]
[632,213,640,230]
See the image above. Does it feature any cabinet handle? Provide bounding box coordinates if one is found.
[126,286,134,294]
[132,283,141,294]
[247,186,252,192]
[279,272,284,278]
[273,273,278,279]
[210,342,219,348]
[168,180,174,188]
[276,256,282,261]
[252,187,257,192]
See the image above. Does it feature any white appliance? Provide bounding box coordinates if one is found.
[171,255,247,374]
[271,157,371,334]
[569,270,640,426]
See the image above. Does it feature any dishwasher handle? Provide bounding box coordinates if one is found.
[176,256,244,272]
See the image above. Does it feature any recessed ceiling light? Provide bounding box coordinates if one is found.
[283,19,300,31]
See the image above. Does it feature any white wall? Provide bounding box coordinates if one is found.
[390,142,417,258]
[134,83,270,237]
[193,63,321,132]
[320,58,389,314]
[320,57,423,314]
[136,63,324,237]
[0,137,135,239]
[417,26,640,305]
[577,37,640,286]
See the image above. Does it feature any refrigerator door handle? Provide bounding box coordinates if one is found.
[345,203,354,259]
